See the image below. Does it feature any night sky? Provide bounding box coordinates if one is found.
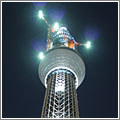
[2,2,118,118]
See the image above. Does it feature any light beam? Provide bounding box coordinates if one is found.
[38,52,44,59]
[53,22,59,31]
[85,41,91,49]
[38,10,44,19]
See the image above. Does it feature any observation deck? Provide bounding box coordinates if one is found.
[38,27,85,89]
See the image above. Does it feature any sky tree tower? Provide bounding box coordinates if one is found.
[38,10,90,118]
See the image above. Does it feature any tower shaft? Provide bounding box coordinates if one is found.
[41,69,79,118]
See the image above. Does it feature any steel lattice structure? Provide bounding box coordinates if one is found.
[41,69,79,118]
[38,26,85,118]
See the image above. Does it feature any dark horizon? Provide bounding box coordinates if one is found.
[2,2,118,118]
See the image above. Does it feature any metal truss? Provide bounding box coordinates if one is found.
[41,69,79,118]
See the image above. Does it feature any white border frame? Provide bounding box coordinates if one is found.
[1,1,119,119]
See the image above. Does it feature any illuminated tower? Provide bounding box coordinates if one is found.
[38,25,85,118]
[37,10,88,118]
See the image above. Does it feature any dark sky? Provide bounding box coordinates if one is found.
[2,2,118,118]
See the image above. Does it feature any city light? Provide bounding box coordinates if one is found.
[53,22,59,31]
[38,10,44,19]
[85,41,91,49]
[38,52,44,60]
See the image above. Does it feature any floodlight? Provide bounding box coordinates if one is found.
[85,41,91,49]
[39,52,44,59]
[54,22,59,31]
[38,10,44,19]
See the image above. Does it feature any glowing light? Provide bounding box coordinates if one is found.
[54,22,59,31]
[48,6,66,21]
[38,52,44,59]
[44,66,78,88]
[84,27,100,40]
[55,85,65,92]
[85,41,91,48]
[38,10,44,19]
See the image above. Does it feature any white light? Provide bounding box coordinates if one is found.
[54,22,59,31]
[38,52,44,59]
[38,10,44,19]
[55,85,65,92]
[85,41,91,48]
[44,66,78,88]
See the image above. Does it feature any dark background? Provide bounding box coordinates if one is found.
[2,2,118,118]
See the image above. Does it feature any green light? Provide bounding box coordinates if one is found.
[38,10,44,19]
[85,41,91,49]
[54,22,59,31]
[38,52,44,59]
